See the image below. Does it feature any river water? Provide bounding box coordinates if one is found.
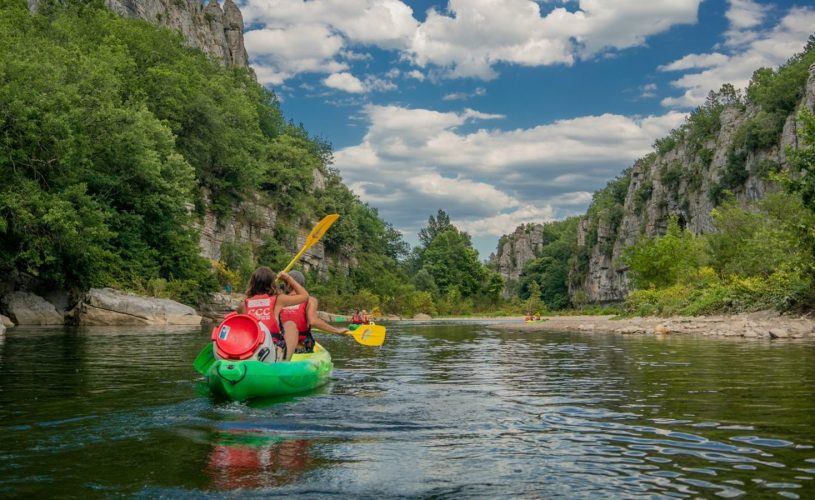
[1,321,814,498]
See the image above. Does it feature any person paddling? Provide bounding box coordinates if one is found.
[238,266,308,362]
[351,308,363,325]
[279,271,350,353]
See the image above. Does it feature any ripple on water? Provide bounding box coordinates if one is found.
[1,326,814,497]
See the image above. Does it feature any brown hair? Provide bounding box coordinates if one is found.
[245,266,279,297]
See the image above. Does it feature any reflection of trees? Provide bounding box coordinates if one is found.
[618,336,815,434]
[207,430,322,491]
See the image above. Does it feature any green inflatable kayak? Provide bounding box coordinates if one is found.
[204,343,333,401]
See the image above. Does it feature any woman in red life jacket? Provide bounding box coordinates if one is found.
[351,308,363,325]
[279,271,349,353]
[237,267,308,362]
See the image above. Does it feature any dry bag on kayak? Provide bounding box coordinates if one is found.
[211,312,274,363]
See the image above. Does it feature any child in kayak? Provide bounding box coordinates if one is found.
[238,267,308,362]
[279,270,350,353]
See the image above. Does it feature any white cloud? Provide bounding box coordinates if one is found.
[661,3,815,109]
[364,75,398,92]
[443,87,487,101]
[408,0,702,79]
[322,72,399,94]
[640,83,658,98]
[658,53,729,72]
[456,204,556,237]
[334,104,687,240]
[406,69,425,81]
[240,0,704,83]
[725,0,769,31]
[245,24,348,84]
[324,72,366,93]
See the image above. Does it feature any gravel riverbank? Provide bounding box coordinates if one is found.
[488,311,815,339]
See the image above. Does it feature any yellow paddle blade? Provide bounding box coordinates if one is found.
[350,324,386,346]
[305,213,339,247]
[281,214,340,274]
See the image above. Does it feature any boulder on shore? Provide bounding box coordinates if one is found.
[413,313,432,320]
[69,288,202,326]
[1,291,64,325]
[199,292,242,323]
[0,314,14,328]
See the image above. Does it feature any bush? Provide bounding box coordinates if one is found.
[219,241,254,288]
[623,216,705,289]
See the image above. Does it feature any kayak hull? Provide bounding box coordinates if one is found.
[205,342,333,401]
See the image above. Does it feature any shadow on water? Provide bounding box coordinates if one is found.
[0,322,814,497]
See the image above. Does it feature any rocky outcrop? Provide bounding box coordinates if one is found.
[29,0,249,68]
[494,63,815,304]
[1,291,64,325]
[197,176,356,279]
[199,292,242,323]
[69,288,202,326]
[490,224,545,297]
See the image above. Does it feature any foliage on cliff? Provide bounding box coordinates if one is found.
[516,218,579,311]
[622,191,815,315]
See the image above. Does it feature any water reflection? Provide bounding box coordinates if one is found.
[0,324,813,497]
[207,429,315,490]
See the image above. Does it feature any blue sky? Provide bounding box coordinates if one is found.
[235,0,815,258]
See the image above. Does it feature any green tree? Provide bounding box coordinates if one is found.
[623,217,705,289]
[420,228,483,298]
[418,209,455,247]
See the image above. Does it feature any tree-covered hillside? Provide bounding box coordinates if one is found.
[0,1,408,306]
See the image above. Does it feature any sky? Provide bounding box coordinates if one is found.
[234,0,815,259]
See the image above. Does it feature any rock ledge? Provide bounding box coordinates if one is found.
[69,288,202,326]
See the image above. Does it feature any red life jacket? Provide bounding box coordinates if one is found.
[244,294,280,334]
[279,300,310,342]
[351,312,362,324]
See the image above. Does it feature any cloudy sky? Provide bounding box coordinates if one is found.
[236,0,815,258]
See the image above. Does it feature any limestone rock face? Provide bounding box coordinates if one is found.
[1,291,64,325]
[492,63,815,304]
[30,0,249,68]
[489,224,545,297]
[570,64,815,303]
[70,288,202,326]
[196,190,355,280]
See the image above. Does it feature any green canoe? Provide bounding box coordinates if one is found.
[204,343,333,401]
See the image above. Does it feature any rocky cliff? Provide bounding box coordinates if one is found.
[490,224,545,298]
[29,0,248,68]
[493,62,815,304]
[196,169,355,278]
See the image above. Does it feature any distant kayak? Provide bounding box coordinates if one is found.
[204,343,333,401]
[348,322,375,331]
[525,319,548,323]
